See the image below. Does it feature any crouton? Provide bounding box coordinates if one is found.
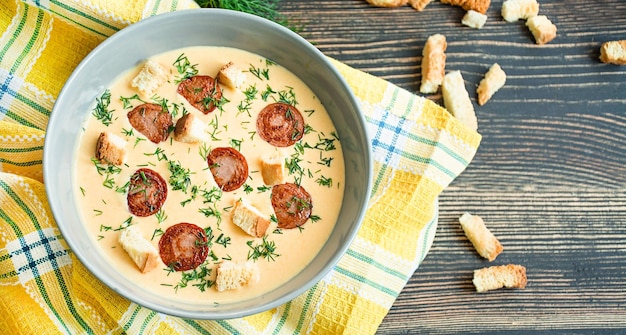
[365,0,409,7]
[477,63,506,106]
[408,0,432,11]
[600,40,626,65]
[459,212,503,261]
[215,260,260,292]
[231,199,272,238]
[420,34,447,94]
[217,62,247,89]
[441,0,491,14]
[526,15,557,45]
[473,264,527,292]
[501,0,539,22]
[95,131,127,165]
[462,10,488,29]
[118,225,160,273]
[130,60,169,97]
[260,153,285,186]
[173,113,208,143]
[442,71,478,131]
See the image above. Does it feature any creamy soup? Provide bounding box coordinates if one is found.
[74,46,345,304]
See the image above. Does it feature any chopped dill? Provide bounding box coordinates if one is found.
[276,87,297,106]
[151,228,164,241]
[92,89,114,126]
[119,94,144,109]
[247,236,280,262]
[229,138,243,151]
[173,53,198,83]
[155,209,168,224]
[215,233,231,248]
[195,0,300,32]
[248,63,270,80]
[261,84,276,101]
[167,160,193,193]
[169,262,214,293]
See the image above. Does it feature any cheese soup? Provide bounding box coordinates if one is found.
[74,46,345,304]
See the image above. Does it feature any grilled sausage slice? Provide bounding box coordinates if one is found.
[177,75,223,114]
[127,103,173,143]
[271,183,312,229]
[207,147,248,192]
[256,102,305,147]
[158,222,209,272]
[127,168,168,217]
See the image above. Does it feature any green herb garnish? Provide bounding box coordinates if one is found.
[155,209,168,224]
[316,175,333,188]
[169,262,214,293]
[167,160,193,193]
[92,89,114,126]
[173,53,198,83]
[246,236,279,261]
[196,0,299,31]
[249,64,270,81]
[119,94,144,109]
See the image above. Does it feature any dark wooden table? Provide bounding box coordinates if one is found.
[279,1,626,334]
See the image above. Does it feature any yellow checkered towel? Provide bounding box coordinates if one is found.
[0,0,481,334]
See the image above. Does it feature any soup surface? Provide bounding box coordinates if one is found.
[74,46,345,304]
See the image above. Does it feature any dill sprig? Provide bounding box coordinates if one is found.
[247,236,280,261]
[92,89,114,126]
[167,160,193,193]
[195,0,300,32]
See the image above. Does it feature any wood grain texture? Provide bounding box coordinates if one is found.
[279,0,626,334]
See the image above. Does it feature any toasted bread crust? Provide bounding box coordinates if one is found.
[501,0,539,22]
[441,0,491,14]
[462,10,488,29]
[130,60,169,97]
[459,212,503,261]
[477,63,506,106]
[118,226,160,273]
[217,61,246,89]
[442,70,478,131]
[420,34,447,94]
[215,260,260,292]
[232,199,272,238]
[526,15,557,45]
[473,264,527,292]
[260,153,286,186]
[173,113,208,143]
[95,131,127,165]
[600,40,626,65]
[408,0,432,11]
[365,0,409,7]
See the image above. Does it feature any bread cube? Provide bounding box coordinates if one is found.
[231,199,272,238]
[473,264,527,292]
[600,40,626,65]
[118,225,160,273]
[95,131,127,165]
[260,153,285,186]
[130,60,169,97]
[217,61,246,89]
[462,10,488,29]
[501,0,539,22]
[442,71,478,131]
[173,113,208,143]
[215,260,260,292]
[526,15,557,45]
[477,63,506,106]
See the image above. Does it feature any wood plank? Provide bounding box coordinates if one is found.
[279,0,626,333]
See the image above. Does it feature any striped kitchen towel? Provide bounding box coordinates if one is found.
[0,0,481,334]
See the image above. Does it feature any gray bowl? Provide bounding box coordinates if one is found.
[43,9,372,320]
